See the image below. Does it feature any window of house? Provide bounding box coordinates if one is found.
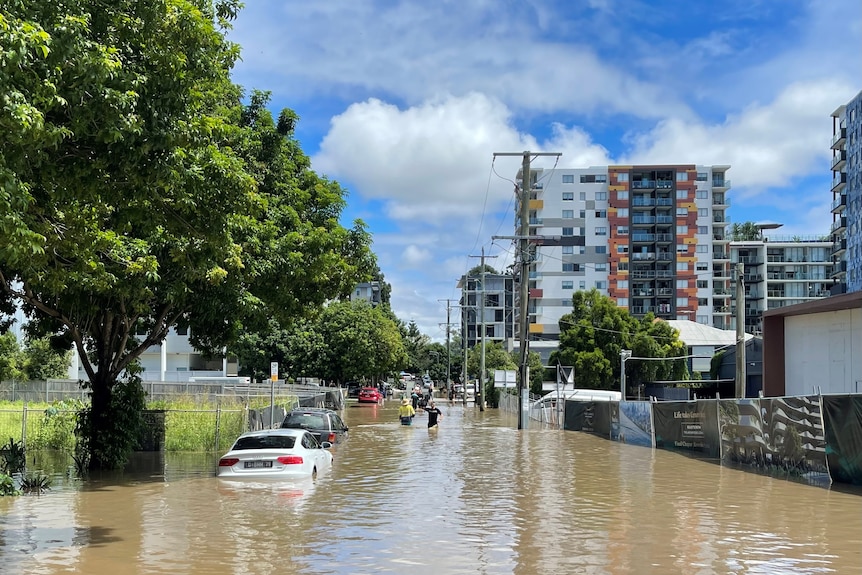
[697,280,708,288]
[617,208,629,217]
[580,174,608,183]
[579,210,586,218]
[676,297,688,307]
[562,210,574,219]
[617,173,629,182]
[176,326,189,336]
[676,279,688,288]
[595,246,607,254]
[562,280,574,289]
[561,298,572,307]
[562,245,574,255]
[696,244,708,253]
[677,243,688,252]
[617,297,629,307]
[562,175,574,184]
[696,190,708,199]
[579,192,586,201]
[617,244,629,253]
[617,190,629,200]
[562,227,574,236]
[596,227,607,235]
[562,263,577,272]
[618,280,628,289]
[676,172,688,182]
[676,207,688,216]
[676,189,687,199]
[696,172,709,181]
[563,192,574,201]
[596,280,607,289]
[676,225,687,234]
[596,192,607,201]
[697,226,708,234]
[595,210,607,218]
[618,226,629,235]
[696,262,708,271]
[698,297,708,306]
[617,262,629,271]
[677,261,689,271]
[595,263,607,271]
[698,208,709,217]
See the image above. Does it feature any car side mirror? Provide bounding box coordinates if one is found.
[320,441,333,449]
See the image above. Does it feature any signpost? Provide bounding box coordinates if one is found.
[269,362,278,428]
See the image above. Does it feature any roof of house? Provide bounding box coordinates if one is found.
[664,319,754,347]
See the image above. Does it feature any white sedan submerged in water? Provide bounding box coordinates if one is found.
[217,428,333,480]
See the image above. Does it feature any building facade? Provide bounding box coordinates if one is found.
[350,281,382,306]
[730,238,833,335]
[458,272,515,351]
[520,164,731,362]
[831,90,862,294]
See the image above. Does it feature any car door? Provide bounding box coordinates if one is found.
[301,432,327,471]
[332,414,348,441]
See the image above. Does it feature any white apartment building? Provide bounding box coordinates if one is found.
[520,164,732,363]
[730,238,834,335]
[458,272,515,350]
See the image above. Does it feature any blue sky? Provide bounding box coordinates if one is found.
[226,0,861,341]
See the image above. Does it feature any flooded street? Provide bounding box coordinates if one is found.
[1,400,862,574]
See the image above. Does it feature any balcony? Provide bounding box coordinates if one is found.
[712,179,730,189]
[833,238,846,256]
[655,233,674,242]
[712,195,730,207]
[632,197,656,207]
[713,214,726,223]
[831,151,847,171]
[713,306,730,314]
[631,270,657,279]
[831,194,847,214]
[631,180,656,190]
[831,260,847,277]
[631,252,656,261]
[832,172,847,193]
[631,233,656,242]
[656,197,673,206]
[831,127,847,149]
[738,256,762,264]
[532,182,543,190]
[831,216,847,234]
[713,288,731,297]
[745,291,764,300]
[632,216,657,225]
[657,288,674,296]
[657,251,673,261]
[632,288,655,296]
[656,215,674,224]
[713,251,729,260]
[528,217,543,225]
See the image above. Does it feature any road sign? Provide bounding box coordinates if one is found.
[270,362,278,382]
[493,369,517,388]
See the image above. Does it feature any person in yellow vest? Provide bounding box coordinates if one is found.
[398,397,416,425]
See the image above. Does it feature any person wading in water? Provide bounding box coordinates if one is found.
[398,397,416,425]
[422,401,443,430]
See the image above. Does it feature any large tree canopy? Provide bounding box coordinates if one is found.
[0,0,373,467]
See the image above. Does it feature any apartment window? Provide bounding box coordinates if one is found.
[696,172,709,181]
[562,280,573,289]
[617,208,628,217]
[562,175,575,184]
[676,225,687,234]
[562,227,574,236]
[696,244,708,253]
[579,192,586,201]
[485,325,495,338]
[617,298,629,306]
[676,189,687,199]
[562,245,574,255]
[578,246,586,255]
[562,192,574,201]
[495,309,504,322]
[579,210,586,218]
[596,192,607,201]
[596,263,607,271]
[617,173,629,182]
[618,280,629,289]
[617,262,629,271]
[676,171,688,182]
[676,207,688,216]
[698,298,708,306]
[676,279,688,288]
[561,299,572,307]
[596,280,607,289]
[618,226,629,235]
[595,209,607,218]
[676,261,689,271]
[595,227,607,235]
[677,243,688,252]
[676,297,688,307]
[697,226,708,234]
[696,262,708,271]
[696,315,708,324]
[696,190,708,199]
[697,280,708,288]
[595,246,607,254]
[580,174,608,183]
[579,280,586,289]
[617,244,629,253]
[176,326,189,336]
[617,190,629,200]
[698,208,709,217]
[579,227,586,236]
[562,263,579,272]
[562,210,574,219]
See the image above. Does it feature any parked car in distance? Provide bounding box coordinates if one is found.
[280,408,349,445]
[346,382,362,398]
[217,429,333,480]
[358,387,382,403]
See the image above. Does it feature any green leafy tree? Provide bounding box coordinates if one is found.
[22,337,72,380]
[315,301,406,385]
[729,222,762,241]
[231,317,326,383]
[0,332,25,381]
[467,341,517,407]
[0,1,372,468]
[401,320,430,374]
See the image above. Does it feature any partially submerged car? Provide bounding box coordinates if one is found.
[217,428,333,480]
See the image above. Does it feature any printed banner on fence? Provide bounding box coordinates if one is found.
[564,401,612,437]
[653,400,720,457]
[822,395,862,485]
[617,401,653,447]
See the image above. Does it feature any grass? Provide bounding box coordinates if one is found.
[0,393,300,453]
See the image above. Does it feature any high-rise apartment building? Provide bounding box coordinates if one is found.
[458,272,515,350]
[831,90,862,294]
[730,238,833,334]
[519,164,731,362]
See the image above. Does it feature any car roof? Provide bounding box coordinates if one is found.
[286,407,336,414]
[237,428,307,439]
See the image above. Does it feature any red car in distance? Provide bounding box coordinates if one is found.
[357,387,382,404]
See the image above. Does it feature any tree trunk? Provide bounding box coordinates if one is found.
[88,371,114,470]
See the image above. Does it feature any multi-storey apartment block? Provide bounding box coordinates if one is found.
[831,90,862,294]
[730,238,833,334]
[350,281,382,306]
[458,272,515,350]
[518,164,731,362]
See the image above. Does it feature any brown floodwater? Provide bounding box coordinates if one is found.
[1,400,861,574]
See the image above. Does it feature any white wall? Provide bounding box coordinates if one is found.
[785,308,862,395]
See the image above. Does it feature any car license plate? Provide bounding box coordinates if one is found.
[243,460,273,469]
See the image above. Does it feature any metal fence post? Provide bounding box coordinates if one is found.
[214,403,221,453]
[21,403,27,445]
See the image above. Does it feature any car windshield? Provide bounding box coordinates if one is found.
[282,414,326,429]
[233,435,296,450]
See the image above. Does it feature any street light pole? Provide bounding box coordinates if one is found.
[620,350,632,401]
